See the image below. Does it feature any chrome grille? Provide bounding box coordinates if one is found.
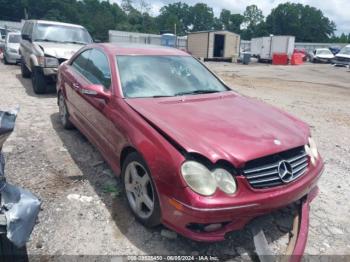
[243,147,309,189]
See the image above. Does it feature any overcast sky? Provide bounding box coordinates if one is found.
[113,0,350,35]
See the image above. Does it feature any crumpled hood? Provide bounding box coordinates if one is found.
[336,53,350,59]
[126,92,310,167]
[35,41,84,59]
[316,54,334,59]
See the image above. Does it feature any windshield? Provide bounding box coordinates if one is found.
[339,46,350,55]
[117,55,228,98]
[33,23,92,44]
[317,49,332,55]
[8,34,21,43]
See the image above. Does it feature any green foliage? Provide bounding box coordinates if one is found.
[190,3,215,31]
[265,3,336,42]
[0,0,340,42]
[219,9,244,33]
[157,2,191,35]
[243,5,264,28]
[330,33,350,43]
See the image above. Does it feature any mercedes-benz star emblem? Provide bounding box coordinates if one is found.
[278,161,294,183]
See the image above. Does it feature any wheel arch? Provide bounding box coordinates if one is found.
[120,146,138,170]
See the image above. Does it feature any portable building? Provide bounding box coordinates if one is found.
[187,30,240,61]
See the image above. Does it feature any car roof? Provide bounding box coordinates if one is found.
[26,20,85,29]
[96,43,190,56]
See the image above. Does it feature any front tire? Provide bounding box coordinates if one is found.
[20,58,31,78]
[0,234,28,262]
[58,93,74,129]
[122,152,161,227]
[3,55,8,65]
[31,67,47,94]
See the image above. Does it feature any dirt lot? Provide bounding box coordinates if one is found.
[0,61,349,259]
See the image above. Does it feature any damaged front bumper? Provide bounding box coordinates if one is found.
[252,186,319,262]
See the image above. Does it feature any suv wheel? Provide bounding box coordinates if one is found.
[20,58,31,78]
[31,67,47,94]
[3,55,8,65]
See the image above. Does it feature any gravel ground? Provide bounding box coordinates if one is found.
[0,60,349,260]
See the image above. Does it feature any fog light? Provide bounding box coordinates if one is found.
[204,223,223,232]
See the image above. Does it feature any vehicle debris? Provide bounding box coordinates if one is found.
[0,108,41,248]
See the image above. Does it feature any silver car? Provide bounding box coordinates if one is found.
[20,20,92,94]
[3,32,21,64]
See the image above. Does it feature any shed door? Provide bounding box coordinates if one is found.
[214,34,225,57]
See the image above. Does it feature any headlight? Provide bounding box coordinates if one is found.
[181,161,217,196]
[213,168,237,194]
[45,57,59,68]
[308,137,318,159]
[305,136,319,165]
[181,161,237,196]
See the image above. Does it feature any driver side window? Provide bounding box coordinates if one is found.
[71,49,92,76]
[84,49,111,89]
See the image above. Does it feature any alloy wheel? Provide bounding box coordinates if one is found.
[124,161,155,219]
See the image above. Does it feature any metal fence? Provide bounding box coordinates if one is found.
[0,20,23,31]
[109,30,187,49]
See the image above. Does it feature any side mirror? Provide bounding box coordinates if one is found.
[22,34,31,42]
[81,84,111,101]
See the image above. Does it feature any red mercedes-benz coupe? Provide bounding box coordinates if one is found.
[56,43,324,243]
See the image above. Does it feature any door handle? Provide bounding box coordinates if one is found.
[72,83,80,90]
[80,88,98,96]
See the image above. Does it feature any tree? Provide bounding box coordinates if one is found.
[219,9,244,33]
[265,3,336,42]
[243,5,264,28]
[190,3,215,32]
[157,2,191,34]
[241,5,265,40]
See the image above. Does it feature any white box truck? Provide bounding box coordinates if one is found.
[251,35,295,62]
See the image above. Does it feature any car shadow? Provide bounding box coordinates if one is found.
[15,73,56,98]
[50,112,296,259]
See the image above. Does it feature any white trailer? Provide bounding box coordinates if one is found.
[251,35,295,61]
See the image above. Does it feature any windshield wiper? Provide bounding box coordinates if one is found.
[34,38,60,43]
[151,95,172,98]
[174,90,221,96]
[62,40,86,45]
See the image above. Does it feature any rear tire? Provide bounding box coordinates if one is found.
[20,58,31,78]
[122,152,161,228]
[0,234,28,262]
[31,67,47,94]
[58,93,74,129]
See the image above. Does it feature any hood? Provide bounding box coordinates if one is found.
[126,92,310,167]
[35,41,84,59]
[316,54,334,59]
[336,53,350,59]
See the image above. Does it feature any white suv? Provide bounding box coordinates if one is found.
[20,20,92,94]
